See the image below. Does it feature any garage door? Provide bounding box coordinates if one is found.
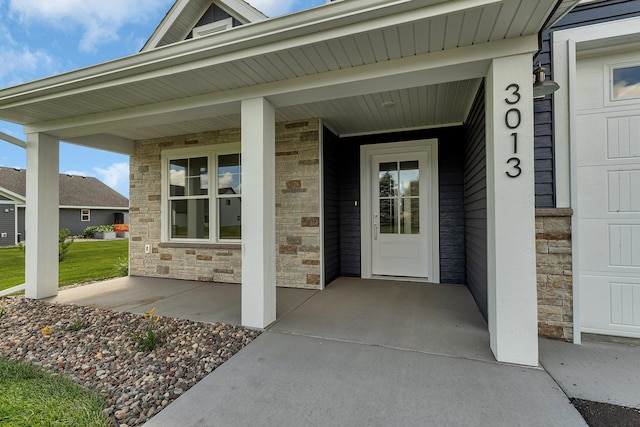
[576,51,640,338]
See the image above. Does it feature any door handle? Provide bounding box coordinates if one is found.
[374,222,378,240]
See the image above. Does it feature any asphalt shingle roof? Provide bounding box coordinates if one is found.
[0,166,128,208]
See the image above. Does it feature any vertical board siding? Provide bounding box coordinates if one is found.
[534,0,640,207]
[339,127,466,284]
[464,84,488,319]
[323,126,341,285]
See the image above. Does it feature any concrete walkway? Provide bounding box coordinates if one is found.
[540,335,640,409]
[50,276,594,426]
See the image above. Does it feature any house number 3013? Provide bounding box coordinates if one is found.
[504,83,522,178]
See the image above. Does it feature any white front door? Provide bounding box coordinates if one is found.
[576,51,640,338]
[370,150,432,279]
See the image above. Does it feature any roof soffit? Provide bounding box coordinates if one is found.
[0,0,578,138]
[0,0,551,107]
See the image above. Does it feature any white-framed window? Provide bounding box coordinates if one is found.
[609,62,640,102]
[161,144,241,243]
[81,209,90,221]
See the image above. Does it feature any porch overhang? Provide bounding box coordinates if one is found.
[0,0,578,150]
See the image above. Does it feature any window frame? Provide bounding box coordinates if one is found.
[606,60,640,105]
[81,208,90,222]
[161,143,241,244]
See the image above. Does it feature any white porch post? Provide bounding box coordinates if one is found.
[485,54,538,366]
[25,132,60,299]
[241,97,276,329]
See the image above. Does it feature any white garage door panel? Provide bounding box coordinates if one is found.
[581,275,640,338]
[577,165,640,218]
[576,51,640,338]
[608,170,640,213]
[578,220,640,272]
[607,115,640,159]
[575,116,609,165]
[576,114,640,166]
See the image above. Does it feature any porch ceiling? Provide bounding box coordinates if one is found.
[0,0,579,150]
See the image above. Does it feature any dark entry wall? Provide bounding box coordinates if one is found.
[322,126,467,285]
[463,84,488,320]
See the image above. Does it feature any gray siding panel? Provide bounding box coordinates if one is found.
[534,0,640,207]
[59,209,127,237]
[0,202,16,247]
[464,83,488,320]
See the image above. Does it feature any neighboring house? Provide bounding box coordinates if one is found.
[0,167,129,246]
[0,0,637,366]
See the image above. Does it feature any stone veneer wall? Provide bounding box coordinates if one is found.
[535,208,573,340]
[129,119,321,290]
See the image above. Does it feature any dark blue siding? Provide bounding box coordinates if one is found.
[464,84,488,320]
[336,127,466,284]
[322,126,341,285]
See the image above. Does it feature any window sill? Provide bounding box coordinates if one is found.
[158,242,241,250]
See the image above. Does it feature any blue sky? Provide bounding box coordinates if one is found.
[0,0,325,198]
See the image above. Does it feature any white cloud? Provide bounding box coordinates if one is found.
[0,22,55,86]
[8,0,171,52]
[93,162,129,192]
[219,172,235,188]
[247,0,298,17]
[613,81,640,100]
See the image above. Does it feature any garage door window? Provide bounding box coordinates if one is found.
[612,65,640,101]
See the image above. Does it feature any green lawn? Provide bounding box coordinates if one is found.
[0,239,128,292]
[0,358,110,427]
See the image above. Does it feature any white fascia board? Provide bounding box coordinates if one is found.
[0,131,26,148]
[0,188,25,203]
[27,35,537,138]
[0,0,502,109]
[59,205,129,210]
[142,0,194,52]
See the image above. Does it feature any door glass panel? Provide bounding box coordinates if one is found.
[379,198,397,234]
[399,161,419,196]
[379,162,398,197]
[400,198,420,234]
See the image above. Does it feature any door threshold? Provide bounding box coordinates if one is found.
[369,275,433,283]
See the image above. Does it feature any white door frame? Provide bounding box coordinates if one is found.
[360,139,440,282]
[553,16,640,344]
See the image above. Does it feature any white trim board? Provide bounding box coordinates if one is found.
[552,16,640,344]
[359,139,440,283]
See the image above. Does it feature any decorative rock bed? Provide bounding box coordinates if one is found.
[0,297,260,427]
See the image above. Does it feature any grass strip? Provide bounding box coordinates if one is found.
[0,239,128,292]
[0,358,110,427]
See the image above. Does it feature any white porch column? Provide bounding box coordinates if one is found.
[25,133,60,299]
[485,54,538,366]
[241,97,276,329]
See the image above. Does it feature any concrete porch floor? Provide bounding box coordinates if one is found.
[48,276,590,426]
[48,276,493,362]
